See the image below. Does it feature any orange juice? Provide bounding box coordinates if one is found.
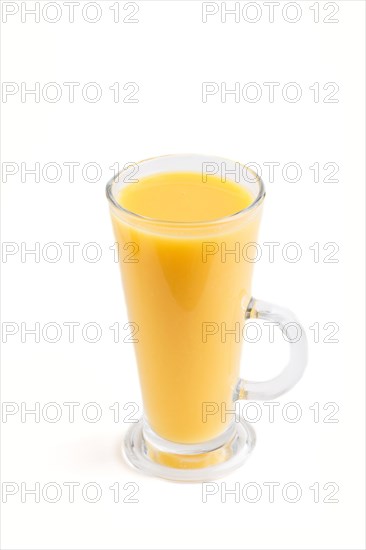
[110,171,262,444]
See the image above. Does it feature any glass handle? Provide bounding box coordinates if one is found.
[237,298,308,401]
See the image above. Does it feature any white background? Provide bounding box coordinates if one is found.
[1,1,365,549]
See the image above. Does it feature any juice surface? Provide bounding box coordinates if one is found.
[112,172,261,444]
[118,172,253,222]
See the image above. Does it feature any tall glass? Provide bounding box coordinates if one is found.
[106,154,307,481]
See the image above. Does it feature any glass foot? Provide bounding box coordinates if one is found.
[123,417,256,482]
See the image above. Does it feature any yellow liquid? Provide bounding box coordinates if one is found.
[119,172,252,222]
[112,172,262,444]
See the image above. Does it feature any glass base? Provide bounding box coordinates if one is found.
[123,417,256,482]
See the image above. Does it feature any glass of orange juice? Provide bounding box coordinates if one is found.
[106,154,307,481]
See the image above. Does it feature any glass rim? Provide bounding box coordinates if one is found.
[106,153,266,226]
